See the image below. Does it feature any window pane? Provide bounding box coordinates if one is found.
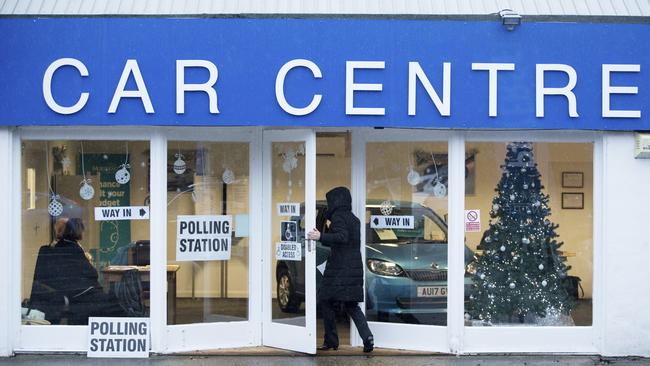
[167,142,249,324]
[464,142,593,326]
[365,141,449,326]
[22,140,150,326]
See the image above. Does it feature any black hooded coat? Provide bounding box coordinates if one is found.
[318,187,364,302]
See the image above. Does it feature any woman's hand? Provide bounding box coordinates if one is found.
[307,228,321,241]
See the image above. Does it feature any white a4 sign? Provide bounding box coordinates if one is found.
[176,215,232,261]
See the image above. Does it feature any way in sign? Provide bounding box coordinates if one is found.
[94,206,150,221]
[370,215,415,229]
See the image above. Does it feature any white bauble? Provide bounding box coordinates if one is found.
[48,197,63,217]
[407,169,420,186]
[222,168,235,185]
[432,182,447,198]
[380,200,393,216]
[500,245,506,252]
[542,280,548,287]
[539,264,544,270]
[173,156,186,175]
[509,283,516,289]
[115,165,131,184]
[79,181,95,200]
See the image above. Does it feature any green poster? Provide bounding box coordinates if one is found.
[79,153,131,266]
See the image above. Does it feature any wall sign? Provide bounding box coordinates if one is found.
[465,209,481,232]
[0,18,648,130]
[87,317,149,358]
[277,203,300,216]
[176,215,232,261]
[370,215,415,229]
[276,242,302,261]
[94,206,150,221]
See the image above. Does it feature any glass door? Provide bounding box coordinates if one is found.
[162,128,260,352]
[262,130,316,354]
[353,129,457,352]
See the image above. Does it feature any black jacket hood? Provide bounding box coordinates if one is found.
[325,186,352,218]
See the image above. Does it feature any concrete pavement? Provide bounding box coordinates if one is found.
[0,354,649,365]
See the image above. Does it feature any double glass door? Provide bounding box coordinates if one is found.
[165,129,317,354]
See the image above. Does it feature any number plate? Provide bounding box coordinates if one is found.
[417,286,447,297]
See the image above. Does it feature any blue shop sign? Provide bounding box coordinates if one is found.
[0,18,647,130]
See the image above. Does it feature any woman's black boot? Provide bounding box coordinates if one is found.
[363,336,374,353]
[318,344,338,351]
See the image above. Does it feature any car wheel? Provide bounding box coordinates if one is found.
[277,269,301,313]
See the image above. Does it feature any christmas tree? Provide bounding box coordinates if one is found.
[467,142,574,324]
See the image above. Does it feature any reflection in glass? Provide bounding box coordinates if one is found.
[167,142,250,325]
[22,140,150,325]
[464,142,593,326]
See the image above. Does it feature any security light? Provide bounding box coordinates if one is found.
[499,9,522,31]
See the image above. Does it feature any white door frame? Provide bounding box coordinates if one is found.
[352,128,456,352]
[261,129,317,354]
[158,127,262,353]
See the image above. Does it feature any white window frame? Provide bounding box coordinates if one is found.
[460,130,602,354]
[13,126,155,352]
[6,126,603,354]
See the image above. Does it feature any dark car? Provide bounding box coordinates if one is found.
[275,200,474,323]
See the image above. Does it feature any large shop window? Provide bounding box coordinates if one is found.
[464,142,593,327]
[365,141,450,326]
[167,142,250,324]
[21,140,150,326]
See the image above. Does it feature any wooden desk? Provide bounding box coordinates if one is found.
[101,265,180,324]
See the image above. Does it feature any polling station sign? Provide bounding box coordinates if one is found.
[370,215,415,229]
[94,206,149,221]
[87,317,149,358]
[176,215,232,261]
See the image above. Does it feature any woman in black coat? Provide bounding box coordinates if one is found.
[307,186,374,352]
[52,218,126,324]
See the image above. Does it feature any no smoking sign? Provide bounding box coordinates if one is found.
[464,209,481,232]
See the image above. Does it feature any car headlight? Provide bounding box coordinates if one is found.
[367,259,405,277]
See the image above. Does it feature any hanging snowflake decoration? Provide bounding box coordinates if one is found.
[222,168,235,185]
[173,153,186,175]
[48,194,63,217]
[79,179,95,201]
[115,163,131,184]
[380,200,393,216]
[407,168,421,186]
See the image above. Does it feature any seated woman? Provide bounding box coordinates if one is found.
[52,218,127,324]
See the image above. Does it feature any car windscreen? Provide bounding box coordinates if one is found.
[366,205,448,244]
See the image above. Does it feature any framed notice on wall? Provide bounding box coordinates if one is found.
[562,192,584,209]
[562,172,584,188]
